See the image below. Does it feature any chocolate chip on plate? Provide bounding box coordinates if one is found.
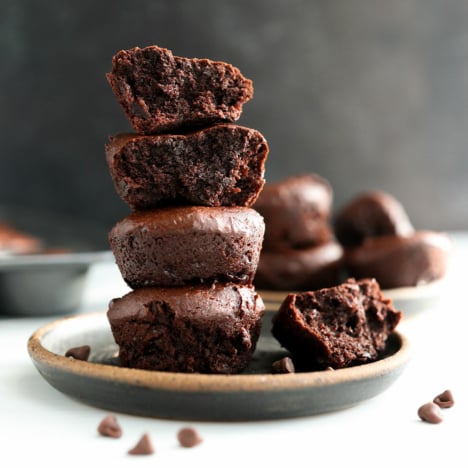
[417,402,443,424]
[97,414,122,438]
[177,427,203,448]
[128,433,154,455]
[65,345,90,361]
[433,389,455,409]
[271,356,295,374]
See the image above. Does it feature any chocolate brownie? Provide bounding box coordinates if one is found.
[343,231,451,289]
[107,283,265,373]
[334,190,414,247]
[107,45,253,135]
[254,174,333,250]
[106,124,268,210]
[109,206,265,288]
[271,278,402,370]
[254,242,343,291]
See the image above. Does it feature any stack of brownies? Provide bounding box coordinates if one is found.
[253,174,343,291]
[104,45,269,374]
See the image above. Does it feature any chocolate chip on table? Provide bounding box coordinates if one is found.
[433,389,455,409]
[128,433,154,455]
[418,402,443,424]
[65,345,90,361]
[271,356,295,374]
[177,426,203,448]
[97,414,122,438]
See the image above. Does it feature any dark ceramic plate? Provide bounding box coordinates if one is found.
[27,312,411,421]
[259,277,447,316]
[0,205,113,316]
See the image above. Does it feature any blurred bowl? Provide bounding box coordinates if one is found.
[0,205,114,316]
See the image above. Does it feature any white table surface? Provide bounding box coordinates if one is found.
[1,232,467,467]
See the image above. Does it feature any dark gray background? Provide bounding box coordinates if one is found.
[2,0,468,238]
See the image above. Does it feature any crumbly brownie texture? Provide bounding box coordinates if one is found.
[107,284,265,373]
[106,124,268,210]
[109,206,265,288]
[254,174,333,250]
[334,190,414,247]
[271,278,402,370]
[107,45,253,135]
[254,242,343,291]
[343,231,451,289]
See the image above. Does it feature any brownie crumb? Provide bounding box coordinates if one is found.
[433,389,455,409]
[128,433,154,455]
[271,357,295,374]
[418,402,443,424]
[97,414,122,438]
[177,427,203,448]
[65,345,90,361]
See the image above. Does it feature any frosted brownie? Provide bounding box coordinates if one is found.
[109,206,265,288]
[107,283,265,373]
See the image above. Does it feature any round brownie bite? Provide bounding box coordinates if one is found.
[254,173,333,250]
[106,45,253,135]
[107,283,265,373]
[343,231,451,289]
[271,278,402,371]
[109,206,265,288]
[334,190,414,247]
[105,124,268,210]
[254,242,343,291]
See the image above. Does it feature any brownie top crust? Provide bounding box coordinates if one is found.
[254,173,333,250]
[107,283,264,323]
[106,45,253,134]
[334,190,414,247]
[110,205,265,238]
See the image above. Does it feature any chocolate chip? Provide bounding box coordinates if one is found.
[128,433,154,455]
[177,427,203,448]
[65,345,90,361]
[272,356,295,374]
[433,389,454,409]
[97,414,122,438]
[418,402,443,424]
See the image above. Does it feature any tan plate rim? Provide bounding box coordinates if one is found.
[27,311,411,393]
